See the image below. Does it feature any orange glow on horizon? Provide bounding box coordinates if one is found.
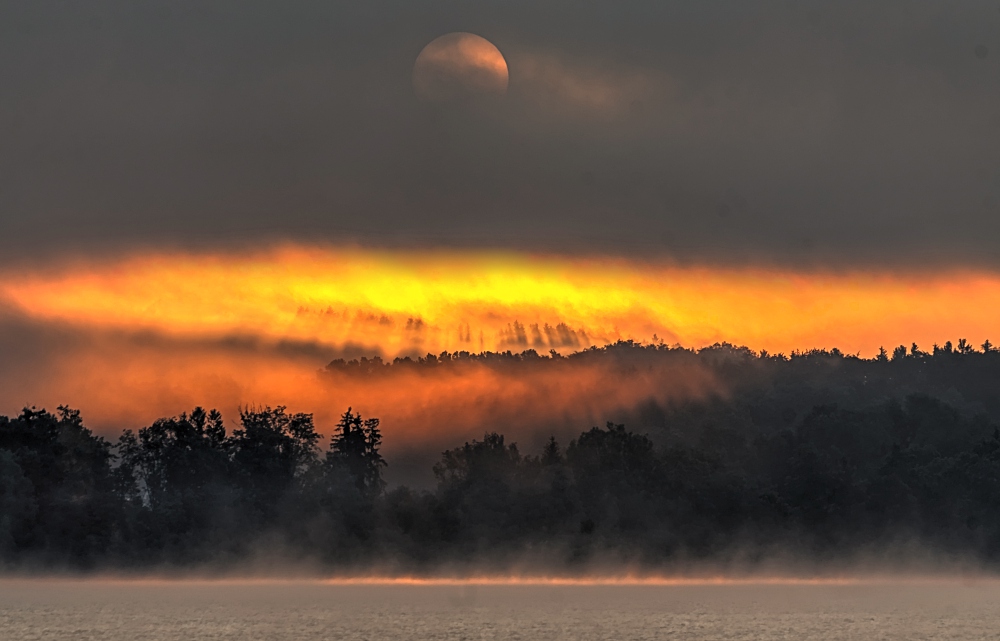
[2,574,997,587]
[2,245,999,358]
[3,245,1000,438]
[0,334,713,444]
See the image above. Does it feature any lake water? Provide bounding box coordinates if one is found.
[1,579,998,640]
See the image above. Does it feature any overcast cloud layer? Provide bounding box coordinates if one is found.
[2,1,1000,265]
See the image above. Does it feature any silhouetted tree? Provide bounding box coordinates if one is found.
[542,436,562,465]
[328,408,386,496]
[434,433,521,488]
[0,407,118,565]
[0,451,35,556]
[229,406,320,522]
[116,407,235,559]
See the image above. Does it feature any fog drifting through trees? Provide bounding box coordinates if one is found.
[3,340,1000,575]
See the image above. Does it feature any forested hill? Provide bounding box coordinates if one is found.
[327,339,1000,439]
[3,340,1000,572]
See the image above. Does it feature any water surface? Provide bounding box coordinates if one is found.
[1,579,997,640]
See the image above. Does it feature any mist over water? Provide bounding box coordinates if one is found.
[2,580,998,641]
[5,1,1000,637]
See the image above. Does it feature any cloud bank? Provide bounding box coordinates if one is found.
[1,1,1000,264]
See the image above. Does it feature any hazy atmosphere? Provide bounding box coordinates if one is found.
[7,10,1000,641]
[2,1,1000,264]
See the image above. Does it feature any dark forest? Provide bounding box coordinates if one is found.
[4,340,1000,574]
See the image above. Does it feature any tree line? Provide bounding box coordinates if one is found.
[4,340,1000,572]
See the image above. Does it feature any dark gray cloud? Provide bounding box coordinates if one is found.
[2,1,1000,265]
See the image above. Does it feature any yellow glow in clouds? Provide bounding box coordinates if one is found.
[2,245,999,358]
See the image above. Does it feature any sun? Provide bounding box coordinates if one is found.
[413,32,509,102]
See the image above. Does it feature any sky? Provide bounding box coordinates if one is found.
[2,1,1000,264]
[2,1,1000,450]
